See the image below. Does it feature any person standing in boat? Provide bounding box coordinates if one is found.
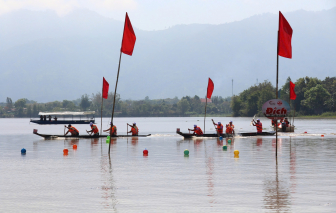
[284,118,290,127]
[87,122,99,136]
[65,124,79,136]
[212,120,223,135]
[104,122,117,136]
[252,119,263,133]
[128,123,139,136]
[189,125,203,136]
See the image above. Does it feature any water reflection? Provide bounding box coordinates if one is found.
[101,153,118,211]
[263,159,290,212]
[204,142,215,205]
[289,137,297,194]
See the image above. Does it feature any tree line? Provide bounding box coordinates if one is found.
[2,76,335,118]
[0,94,232,118]
[231,76,336,117]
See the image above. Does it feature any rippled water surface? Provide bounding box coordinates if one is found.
[1,117,336,212]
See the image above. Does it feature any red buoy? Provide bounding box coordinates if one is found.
[73,144,77,149]
[321,135,324,137]
[304,131,307,133]
[143,149,148,155]
[63,148,68,155]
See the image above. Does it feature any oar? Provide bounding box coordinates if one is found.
[250,114,256,126]
[211,119,220,137]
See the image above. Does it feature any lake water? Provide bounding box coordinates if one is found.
[1,117,336,212]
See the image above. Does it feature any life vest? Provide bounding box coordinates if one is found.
[195,126,203,135]
[91,125,99,134]
[256,122,262,133]
[284,120,289,127]
[131,126,138,135]
[69,126,79,134]
[217,124,223,134]
[226,126,233,134]
[229,124,234,129]
[109,125,117,135]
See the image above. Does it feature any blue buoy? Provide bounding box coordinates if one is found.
[21,148,26,154]
[219,136,223,140]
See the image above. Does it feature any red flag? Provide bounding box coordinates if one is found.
[290,81,296,100]
[207,78,214,99]
[102,77,109,99]
[121,13,136,56]
[278,11,293,58]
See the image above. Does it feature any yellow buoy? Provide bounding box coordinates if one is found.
[234,150,239,158]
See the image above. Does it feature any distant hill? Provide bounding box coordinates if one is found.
[0,8,335,102]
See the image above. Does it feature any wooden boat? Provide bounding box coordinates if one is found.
[177,129,275,138]
[30,111,95,125]
[33,130,151,139]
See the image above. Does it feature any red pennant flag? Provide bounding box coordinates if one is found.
[102,77,109,99]
[207,78,214,99]
[121,13,136,56]
[278,11,293,58]
[290,81,296,100]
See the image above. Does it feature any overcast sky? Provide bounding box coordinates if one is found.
[0,0,335,30]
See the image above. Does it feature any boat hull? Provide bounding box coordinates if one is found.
[34,132,151,139]
[30,119,95,125]
[177,131,275,138]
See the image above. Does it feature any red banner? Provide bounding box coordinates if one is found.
[102,77,109,99]
[278,11,293,58]
[290,81,296,100]
[207,78,214,99]
[121,13,136,56]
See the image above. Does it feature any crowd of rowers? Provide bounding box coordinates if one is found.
[64,122,139,136]
[188,118,264,136]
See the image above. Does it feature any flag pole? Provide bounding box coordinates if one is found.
[108,51,122,155]
[275,31,279,158]
[204,97,208,134]
[100,79,104,135]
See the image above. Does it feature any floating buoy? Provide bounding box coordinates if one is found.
[107,136,110,140]
[143,149,148,155]
[234,150,239,158]
[304,131,307,134]
[63,148,68,155]
[228,139,231,143]
[21,148,26,154]
[184,149,189,155]
[219,136,223,140]
[321,135,324,137]
[73,144,77,149]
[223,145,227,150]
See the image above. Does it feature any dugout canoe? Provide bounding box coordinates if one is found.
[177,129,275,138]
[33,131,151,139]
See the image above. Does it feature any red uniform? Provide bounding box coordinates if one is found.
[131,126,139,136]
[108,125,117,135]
[226,126,233,134]
[255,122,262,133]
[217,124,224,134]
[69,126,79,135]
[91,125,99,134]
[194,126,203,135]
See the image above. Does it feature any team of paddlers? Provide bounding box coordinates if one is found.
[188,120,237,136]
[64,122,139,136]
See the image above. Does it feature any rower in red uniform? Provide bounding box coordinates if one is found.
[189,125,203,136]
[212,120,223,134]
[284,118,290,127]
[228,121,235,134]
[252,119,263,133]
[226,124,234,134]
[87,122,99,136]
[65,124,79,136]
[104,122,117,136]
[128,123,139,136]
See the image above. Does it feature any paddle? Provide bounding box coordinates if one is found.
[86,130,92,136]
[212,119,220,137]
[250,114,256,126]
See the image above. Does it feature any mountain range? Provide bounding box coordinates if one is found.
[0,8,335,102]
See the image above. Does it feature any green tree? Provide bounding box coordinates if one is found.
[301,84,330,114]
[6,97,13,110]
[14,98,26,117]
[231,96,241,116]
[80,94,91,111]
[178,99,190,115]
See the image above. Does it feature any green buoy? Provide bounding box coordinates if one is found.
[223,145,227,150]
[184,149,189,155]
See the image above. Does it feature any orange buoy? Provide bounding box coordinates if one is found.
[321,135,324,137]
[73,144,77,149]
[63,148,68,155]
